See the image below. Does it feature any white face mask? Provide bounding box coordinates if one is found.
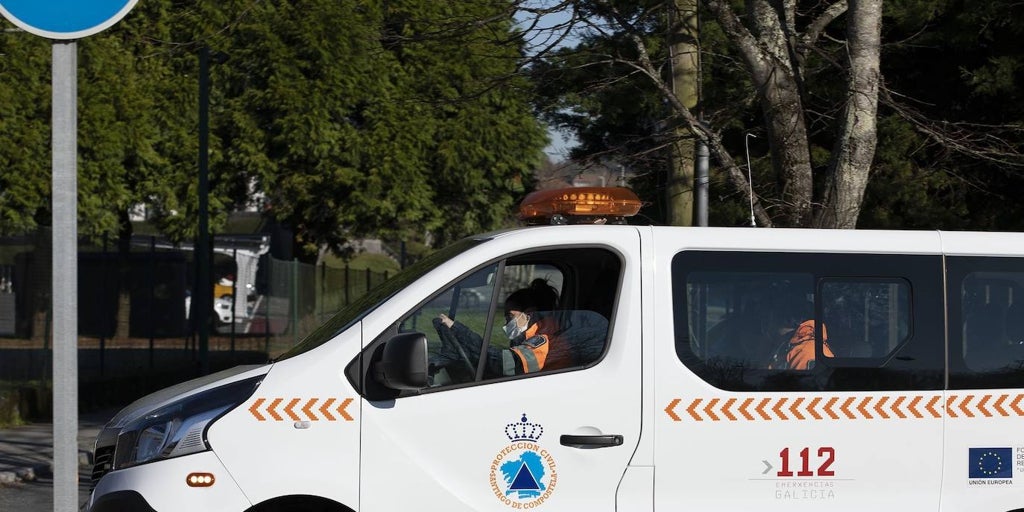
[502,312,527,340]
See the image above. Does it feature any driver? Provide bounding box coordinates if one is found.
[438,279,560,376]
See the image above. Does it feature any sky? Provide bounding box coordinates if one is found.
[545,129,577,162]
[516,2,580,162]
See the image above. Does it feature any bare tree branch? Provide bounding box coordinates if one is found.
[881,86,1024,169]
[801,0,849,48]
[581,0,774,226]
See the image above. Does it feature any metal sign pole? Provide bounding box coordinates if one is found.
[0,2,137,510]
[51,39,78,512]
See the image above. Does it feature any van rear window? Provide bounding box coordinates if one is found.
[672,251,943,392]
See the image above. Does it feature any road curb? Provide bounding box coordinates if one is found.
[0,464,42,485]
[0,452,91,485]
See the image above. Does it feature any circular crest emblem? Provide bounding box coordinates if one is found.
[489,414,557,508]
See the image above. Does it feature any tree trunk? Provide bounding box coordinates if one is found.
[756,67,814,226]
[817,0,882,228]
[666,0,700,226]
[114,210,132,340]
[706,0,814,226]
[602,0,877,229]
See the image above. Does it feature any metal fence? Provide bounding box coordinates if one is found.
[0,231,392,390]
[257,256,390,357]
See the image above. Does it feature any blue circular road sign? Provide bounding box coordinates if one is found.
[0,0,138,39]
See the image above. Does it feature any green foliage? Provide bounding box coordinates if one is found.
[325,252,401,275]
[208,0,546,255]
[0,33,51,235]
[531,0,761,225]
[858,115,970,229]
[378,1,547,246]
[0,0,546,257]
[872,0,1024,230]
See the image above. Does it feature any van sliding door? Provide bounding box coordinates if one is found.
[655,248,945,511]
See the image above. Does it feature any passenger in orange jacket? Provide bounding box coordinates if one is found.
[782,320,833,370]
[767,319,833,370]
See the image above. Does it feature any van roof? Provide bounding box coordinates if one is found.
[487,224,1024,258]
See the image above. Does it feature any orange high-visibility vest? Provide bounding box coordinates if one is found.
[510,320,553,373]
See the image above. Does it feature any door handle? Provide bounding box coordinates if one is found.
[559,434,624,449]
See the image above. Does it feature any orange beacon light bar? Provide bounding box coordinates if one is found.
[518,187,642,225]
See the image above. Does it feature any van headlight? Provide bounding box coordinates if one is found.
[113,376,261,470]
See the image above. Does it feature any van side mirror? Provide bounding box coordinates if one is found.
[373,332,428,390]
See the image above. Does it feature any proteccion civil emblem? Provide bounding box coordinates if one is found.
[489,413,557,508]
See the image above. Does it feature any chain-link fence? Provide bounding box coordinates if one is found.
[0,230,392,418]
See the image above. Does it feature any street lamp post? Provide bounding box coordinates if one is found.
[196,46,211,374]
[195,46,229,375]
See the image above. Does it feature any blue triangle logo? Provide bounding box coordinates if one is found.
[508,462,540,491]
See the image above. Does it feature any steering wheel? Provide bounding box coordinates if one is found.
[432,317,477,378]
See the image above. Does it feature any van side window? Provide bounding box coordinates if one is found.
[399,264,500,387]
[947,257,1024,389]
[393,248,621,391]
[819,279,911,361]
[684,272,815,370]
[673,251,943,392]
[962,274,1024,371]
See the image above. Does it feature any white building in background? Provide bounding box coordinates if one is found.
[536,158,635,190]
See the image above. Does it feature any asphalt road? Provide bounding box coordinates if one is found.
[0,465,93,511]
[0,410,114,512]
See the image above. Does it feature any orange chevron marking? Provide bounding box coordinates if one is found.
[249,398,267,421]
[907,396,923,419]
[656,394,1002,423]
[686,399,703,421]
[302,398,319,421]
[721,398,738,421]
[755,398,772,421]
[283,398,302,421]
[738,398,755,421]
[946,395,959,418]
[337,398,354,421]
[265,398,284,421]
[319,398,337,421]
[653,394,1024,424]
[704,398,721,421]
[890,396,907,419]
[976,395,992,418]
[773,398,789,421]
[823,397,839,420]
[909,395,925,419]
[959,395,975,418]
[665,398,682,421]
[807,397,823,420]
[247,397,354,422]
[857,397,873,419]
[993,395,1010,416]
[873,396,890,419]
[789,397,806,421]
[840,397,856,419]
[1011,395,1024,416]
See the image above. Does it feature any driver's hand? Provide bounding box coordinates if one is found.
[438,313,454,328]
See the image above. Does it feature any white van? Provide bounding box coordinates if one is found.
[87,188,1024,511]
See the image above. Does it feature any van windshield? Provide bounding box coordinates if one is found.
[275,237,488,361]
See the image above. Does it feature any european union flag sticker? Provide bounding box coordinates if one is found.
[969,448,1013,479]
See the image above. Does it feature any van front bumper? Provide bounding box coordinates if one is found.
[87,451,251,512]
